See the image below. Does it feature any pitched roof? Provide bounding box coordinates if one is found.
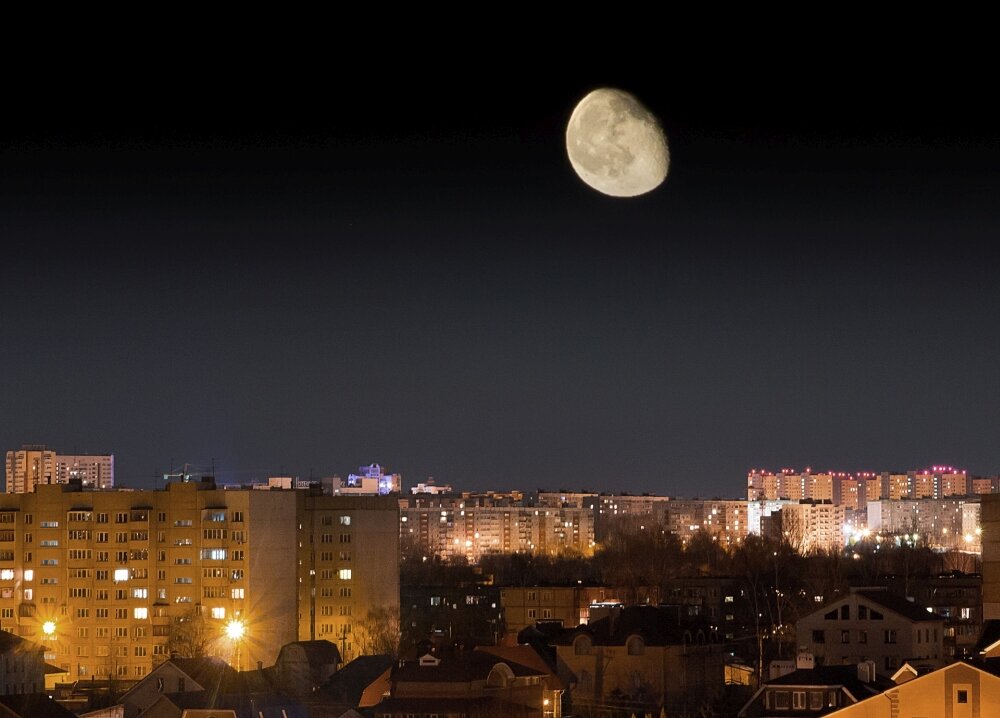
[322,654,395,706]
[0,629,42,654]
[0,694,79,718]
[853,590,944,623]
[168,656,242,691]
[974,619,1000,655]
[392,651,547,684]
[475,644,564,690]
[279,640,342,667]
[765,665,894,697]
[552,605,714,646]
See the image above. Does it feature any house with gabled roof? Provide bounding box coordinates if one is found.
[552,604,723,716]
[372,648,563,718]
[796,587,945,675]
[118,656,240,718]
[737,657,894,717]
[821,660,1000,717]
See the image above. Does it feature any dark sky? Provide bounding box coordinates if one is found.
[3,41,999,497]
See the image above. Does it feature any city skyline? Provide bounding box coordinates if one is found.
[3,44,998,497]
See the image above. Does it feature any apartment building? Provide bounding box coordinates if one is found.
[5,445,114,493]
[399,499,594,560]
[0,479,398,683]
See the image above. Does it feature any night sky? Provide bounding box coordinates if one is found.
[3,43,998,497]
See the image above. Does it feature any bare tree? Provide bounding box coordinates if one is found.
[356,605,401,657]
[166,608,210,658]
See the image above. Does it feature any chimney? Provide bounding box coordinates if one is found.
[857,660,876,683]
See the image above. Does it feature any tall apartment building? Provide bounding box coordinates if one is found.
[659,499,748,548]
[0,480,398,683]
[867,498,976,548]
[5,445,114,493]
[762,501,845,554]
[399,499,594,560]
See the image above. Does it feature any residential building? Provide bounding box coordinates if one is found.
[795,588,945,674]
[372,648,563,718]
[981,494,1000,620]
[662,499,748,548]
[763,501,845,553]
[0,479,399,682]
[821,660,1000,717]
[339,464,400,495]
[738,658,893,717]
[553,605,723,715]
[500,585,613,636]
[0,630,45,695]
[867,498,978,549]
[5,445,114,493]
[400,500,594,560]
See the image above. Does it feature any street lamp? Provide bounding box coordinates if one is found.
[42,620,56,636]
[225,620,246,671]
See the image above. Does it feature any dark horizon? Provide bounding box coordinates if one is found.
[4,46,999,497]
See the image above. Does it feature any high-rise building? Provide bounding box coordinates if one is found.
[5,445,114,493]
[0,480,398,682]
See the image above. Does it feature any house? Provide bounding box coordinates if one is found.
[822,660,1000,717]
[0,630,45,696]
[552,604,723,716]
[738,656,893,717]
[0,694,80,718]
[372,648,563,718]
[118,657,240,718]
[795,587,945,674]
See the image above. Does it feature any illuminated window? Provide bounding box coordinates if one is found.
[134,608,148,619]
[211,607,225,619]
[113,569,129,582]
[338,569,352,580]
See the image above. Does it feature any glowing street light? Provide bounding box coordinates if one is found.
[42,621,56,636]
[225,619,246,671]
[225,620,245,641]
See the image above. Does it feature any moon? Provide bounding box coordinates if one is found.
[566,88,669,197]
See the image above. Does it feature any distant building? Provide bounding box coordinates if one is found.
[400,497,594,560]
[337,464,401,495]
[5,444,114,493]
[410,480,452,495]
[763,501,845,553]
[500,585,613,637]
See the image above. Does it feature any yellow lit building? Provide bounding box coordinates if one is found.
[0,480,398,683]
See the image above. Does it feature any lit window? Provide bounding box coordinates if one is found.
[211,607,226,619]
[338,569,352,580]
[113,569,129,582]
[134,608,148,619]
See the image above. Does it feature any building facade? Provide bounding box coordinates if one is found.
[0,480,399,682]
[795,588,945,674]
[399,498,594,560]
[5,445,114,493]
